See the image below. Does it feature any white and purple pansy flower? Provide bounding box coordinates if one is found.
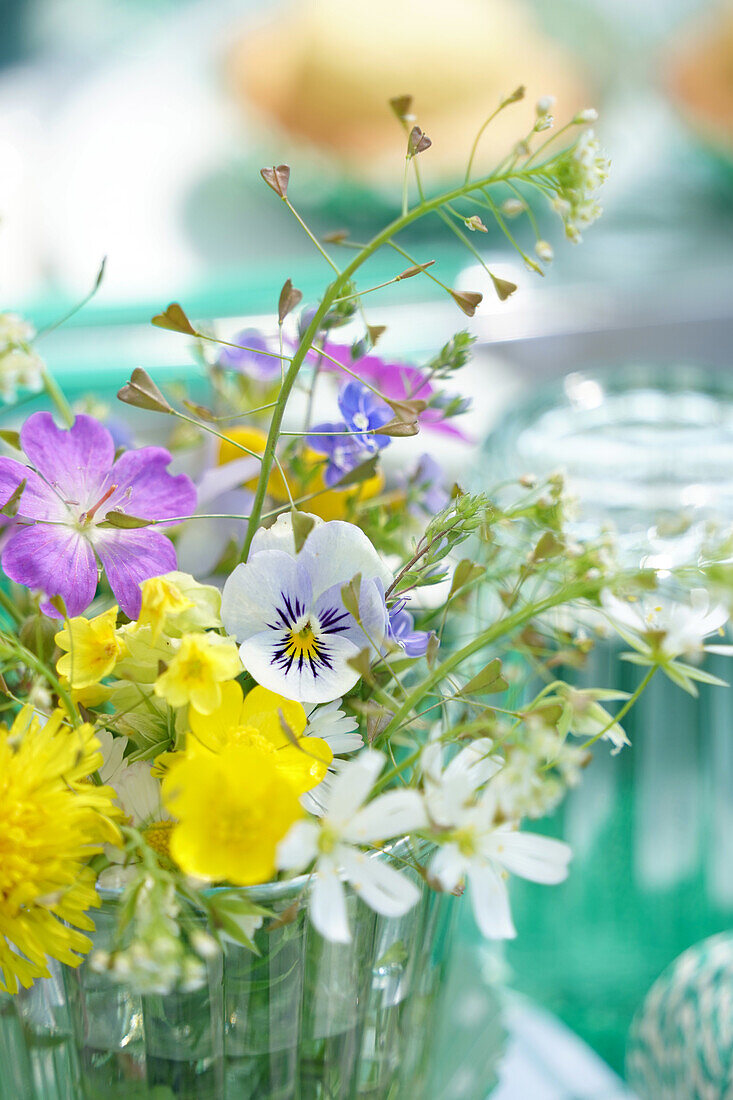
[221,513,393,703]
[0,412,196,618]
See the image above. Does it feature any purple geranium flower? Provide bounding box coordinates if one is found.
[217,328,281,382]
[387,598,434,659]
[308,380,391,487]
[0,412,196,618]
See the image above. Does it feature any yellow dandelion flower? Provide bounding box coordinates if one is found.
[55,607,125,689]
[187,681,332,794]
[153,633,242,715]
[162,744,302,885]
[0,707,121,995]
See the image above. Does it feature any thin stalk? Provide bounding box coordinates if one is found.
[285,199,341,274]
[41,367,74,428]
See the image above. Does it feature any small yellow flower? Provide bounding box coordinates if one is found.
[218,430,383,521]
[55,607,125,689]
[187,681,332,794]
[135,576,195,641]
[162,745,302,884]
[153,633,242,715]
[0,707,120,994]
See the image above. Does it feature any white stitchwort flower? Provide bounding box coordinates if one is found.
[276,750,427,942]
[429,788,571,939]
[221,514,393,703]
[301,699,364,815]
[422,736,500,828]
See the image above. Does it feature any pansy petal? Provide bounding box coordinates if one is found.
[239,629,361,704]
[467,863,516,939]
[94,527,177,619]
[103,447,196,522]
[222,551,309,638]
[0,458,68,521]
[20,412,114,504]
[299,520,393,596]
[2,523,97,616]
[248,511,324,559]
[310,861,351,943]
[338,847,420,919]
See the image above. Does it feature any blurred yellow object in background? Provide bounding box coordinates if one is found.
[665,1,733,154]
[228,0,588,182]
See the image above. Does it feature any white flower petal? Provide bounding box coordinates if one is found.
[221,551,304,638]
[444,738,500,788]
[299,520,393,598]
[490,830,571,884]
[113,761,166,825]
[338,847,420,919]
[324,750,385,824]
[310,861,351,943]
[249,511,323,558]
[346,789,427,843]
[467,863,516,939]
[429,843,467,893]
[276,820,320,871]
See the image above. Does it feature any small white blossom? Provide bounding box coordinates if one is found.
[422,737,500,827]
[0,313,44,404]
[501,197,525,218]
[535,240,554,263]
[277,750,427,942]
[536,95,556,116]
[574,108,599,123]
[429,789,571,939]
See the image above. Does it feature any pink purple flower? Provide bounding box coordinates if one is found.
[0,412,196,618]
[217,328,281,382]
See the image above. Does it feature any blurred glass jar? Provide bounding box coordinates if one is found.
[481,362,733,1072]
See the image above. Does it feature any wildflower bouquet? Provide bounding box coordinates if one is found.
[1,92,730,1098]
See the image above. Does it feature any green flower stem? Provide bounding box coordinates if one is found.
[577,664,657,752]
[373,575,603,747]
[41,366,74,428]
[242,157,579,560]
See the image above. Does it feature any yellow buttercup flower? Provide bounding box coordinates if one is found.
[188,682,332,794]
[55,607,125,689]
[134,572,222,641]
[162,745,302,885]
[218,430,383,521]
[0,707,120,994]
[153,633,242,715]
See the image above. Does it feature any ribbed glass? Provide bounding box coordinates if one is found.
[482,363,733,1072]
[0,856,504,1099]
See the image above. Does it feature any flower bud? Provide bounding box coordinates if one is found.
[536,95,556,116]
[501,198,525,218]
[535,240,554,263]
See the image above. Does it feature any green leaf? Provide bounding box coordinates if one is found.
[332,453,379,488]
[0,429,21,451]
[449,559,485,597]
[376,940,408,968]
[291,509,316,553]
[0,478,25,516]
[151,303,197,335]
[462,658,508,696]
[99,511,154,529]
[341,574,362,619]
[532,531,563,562]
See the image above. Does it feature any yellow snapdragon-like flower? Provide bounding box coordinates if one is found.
[162,744,302,885]
[187,682,333,794]
[218,429,383,521]
[0,707,120,994]
[55,607,125,689]
[153,633,242,715]
[135,572,222,641]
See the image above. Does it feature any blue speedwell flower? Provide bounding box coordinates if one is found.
[308,380,392,487]
[387,598,433,658]
[221,514,393,703]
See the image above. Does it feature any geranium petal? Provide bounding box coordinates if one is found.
[20,412,114,504]
[467,863,516,939]
[94,527,177,619]
[2,523,97,616]
[103,447,196,522]
[0,458,68,521]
